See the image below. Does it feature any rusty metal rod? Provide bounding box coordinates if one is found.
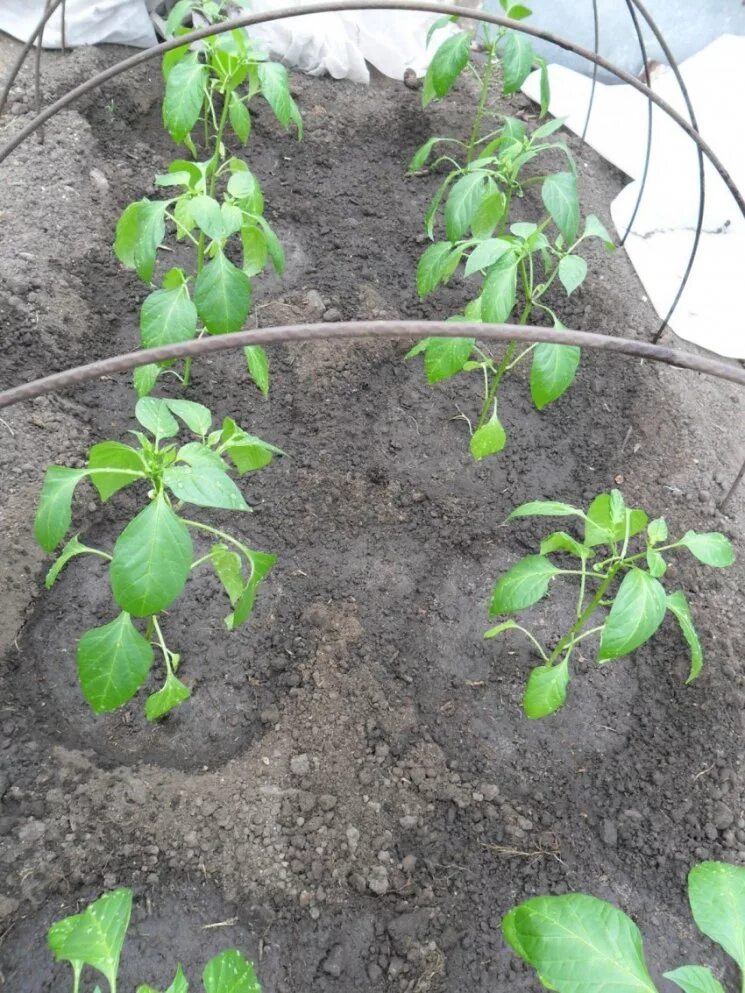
[0,0,66,116]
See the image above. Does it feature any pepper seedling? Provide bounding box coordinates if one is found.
[485,489,734,717]
[409,6,614,458]
[35,397,282,720]
[48,887,262,993]
[504,860,745,993]
[115,0,302,397]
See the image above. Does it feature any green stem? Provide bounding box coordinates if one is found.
[548,566,619,666]
[564,624,605,650]
[466,43,496,164]
[151,615,174,677]
[476,342,515,430]
[182,518,251,559]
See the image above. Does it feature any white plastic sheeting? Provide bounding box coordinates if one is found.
[0,0,157,49]
[523,34,745,359]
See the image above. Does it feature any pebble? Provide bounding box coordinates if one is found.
[322,307,342,322]
[368,865,389,895]
[322,944,345,977]
[399,815,418,830]
[260,706,279,725]
[290,754,311,776]
[346,825,360,855]
[318,794,337,811]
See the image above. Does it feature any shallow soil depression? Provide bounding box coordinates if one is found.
[1,35,745,993]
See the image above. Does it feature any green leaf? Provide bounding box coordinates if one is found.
[227,551,277,630]
[689,862,745,973]
[558,255,587,295]
[137,963,189,993]
[35,467,89,553]
[584,493,648,547]
[88,441,145,502]
[194,250,252,334]
[509,500,586,521]
[244,344,270,396]
[666,591,703,682]
[176,442,227,472]
[134,363,163,398]
[664,965,726,993]
[140,284,198,349]
[470,413,506,460]
[484,619,523,640]
[203,949,261,993]
[229,91,251,143]
[464,237,512,277]
[211,543,245,605]
[538,57,550,116]
[423,31,471,106]
[220,417,284,473]
[135,397,179,441]
[646,548,667,578]
[502,31,534,94]
[48,889,133,991]
[530,343,581,410]
[678,531,735,568]
[241,226,268,277]
[523,658,569,718]
[188,195,225,242]
[408,135,440,171]
[165,0,193,35]
[598,568,667,661]
[481,253,517,323]
[227,169,264,213]
[163,56,208,143]
[417,242,455,297]
[45,535,102,588]
[542,171,580,244]
[445,172,487,242]
[164,465,251,511]
[145,670,191,721]
[76,613,154,713]
[583,213,615,249]
[647,517,668,545]
[114,201,143,270]
[504,893,657,993]
[255,216,284,274]
[540,531,591,559]
[470,190,507,238]
[165,399,212,436]
[490,555,560,615]
[507,4,533,19]
[110,495,193,617]
[258,61,301,133]
[426,14,455,47]
[419,337,475,383]
[114,200,167,283]
[532,117,566,140]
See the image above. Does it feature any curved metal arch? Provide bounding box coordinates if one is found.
[0,0,66,116]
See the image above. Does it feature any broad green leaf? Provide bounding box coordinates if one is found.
[165,399,212,436]
[220,417,284,473]
[241,226,268,277]
[229,91,251,143]
[227,169,264,213]
[423,31,471,106]
[584,493,648,547]
[532,117,566,140]
[165,0,192,34]
[88,441,146,502]
[542,171,580,244]
[647,517,668,544]
[76,613,154,713]
[137,963,189,993]
[490,555,560,615]
[164,466,250,511]
[176,442,227,472]
[194,250,252,334]
[45,535,102,588]
[110,495,193,616]
[420,337,475,383]
[481,253,517,323]
[507,4,533,19]
[211,543,244,604]
[598,568,666,661]
[417,242,455,297]
[254,216,284,274]
[35,467,89,552]
[114,201,143,270]
[140,283,198,349]
[531,343,581,410]
[464,237,512,277]
[188,195,225,242]
[134,201,167,284]
[244,344,270,396]
[558,255,587,295]
[689,862,745,973]
[134,363,163,397]
[583,213,615,249]
[203,949,261,993]
[664,965,726,993]
[163,56,208,143]
[135,397,179,441]
[501,907,530,964]
[426,14,455,46]
[666,591,703,682]
[408,135,440,171]
[523,658,569,718]
[227,551,277,630]
[502,30,534,94]
[509,500,586,520]
[646,548,667,578]
[445,172,487,242]
[470,413,506,460]
[505,893,657,993]
[48,889,132,991]
[145,670,191,721]
[678,531,735,568]
[258,61,299,131]
[540,531,591,559]
[470,190,507,239]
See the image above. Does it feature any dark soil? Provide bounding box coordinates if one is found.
[1,35,745,993]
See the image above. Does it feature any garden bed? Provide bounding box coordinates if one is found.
[1,38,744,991]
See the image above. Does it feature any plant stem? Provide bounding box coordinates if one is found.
[548,566,619,666]
[151,615,174,677]
[466,43,496,164]
[476,342,516,429]
[182,518,251,559]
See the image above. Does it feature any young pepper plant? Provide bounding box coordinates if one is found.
[34,397,282,721]
[408,6,614,459]
[48,887,262,993]
[115,0,302,397]
[485,489,734,718]
[504,860,745,993]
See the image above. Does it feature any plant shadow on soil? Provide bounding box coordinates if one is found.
[1,44,745,993]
